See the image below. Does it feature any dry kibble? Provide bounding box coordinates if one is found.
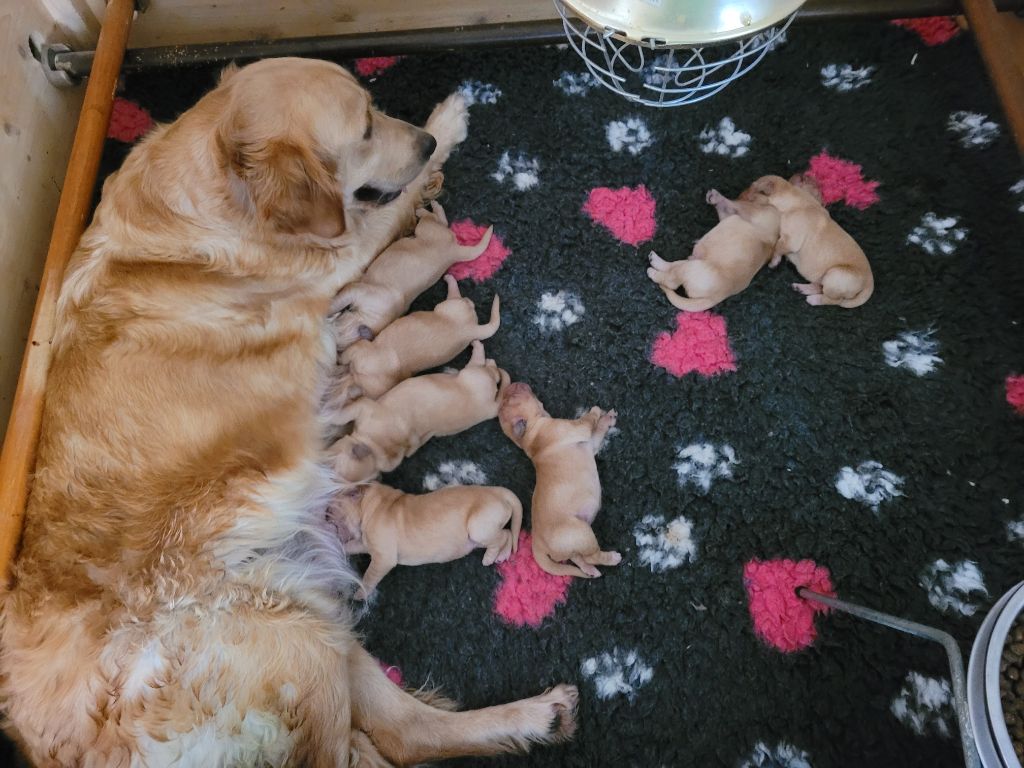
[1003,615,1024,758]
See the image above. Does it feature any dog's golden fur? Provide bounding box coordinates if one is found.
[0,58,576,767]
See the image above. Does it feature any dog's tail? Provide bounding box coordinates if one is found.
[508,494,523,552]
[457,225,493,261]
[532,546,590,579]
[477,295,501,339]
[661,286,720,313]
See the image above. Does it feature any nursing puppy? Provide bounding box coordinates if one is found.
[498,383,620,579]
[740,173,874,308]
[330,483,522,599]
[647,188,780,312]
[336,275,500,401]
[331,201,493,347]
[1,58,577,767]
[331,341,508,482]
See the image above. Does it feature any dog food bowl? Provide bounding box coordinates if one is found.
[968,580,1024,768]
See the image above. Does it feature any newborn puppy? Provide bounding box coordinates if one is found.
[498,383,619,579]
[740,173,873,308]
[647,188,780,312]
[336,275,500,401]
[330,482,522,599]
[331,201,493,347]
[330,341,508,482]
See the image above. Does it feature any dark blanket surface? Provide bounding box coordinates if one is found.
[81,17,1024,768]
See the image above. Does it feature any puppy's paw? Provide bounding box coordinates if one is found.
[598,409,618,429]
[425,93,469,158]
[768,255,782,268]
[534,685,579,743]
[705,188,722,205]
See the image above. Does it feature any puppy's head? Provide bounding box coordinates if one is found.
[216,58,436,238]
[498,382,547,447]
[788,172,824,205]
[332,436,379,483]
[738,174,788,204]
[327,487,365,544]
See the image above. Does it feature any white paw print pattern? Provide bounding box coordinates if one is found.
[554,70,599,96]
[633,514,697,572]
[423,460,488,492]
[820,64,875,92]
[907,212,968,255]
[533,290,585,332]
[574,406,619,452]
[641,54,675,88]
[920,559,988,616]
[606,116,654,156]
[1008,518,1024,543]
[1011,179,1024,213]
[673,442,738,494]
[491,151,540,191]
[579,647,653,701]
[457,80,502,107]
[699,117,752,158]
[948,110,1000,148]
[738,741,812,768]
[891,672,954,738]
[747,29,788,53]
[883,329,942,376]
[835,461,904,512]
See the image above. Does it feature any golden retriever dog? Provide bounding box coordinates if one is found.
[329,482,522,599]
[0,58,576,767]
[740,173,874,308]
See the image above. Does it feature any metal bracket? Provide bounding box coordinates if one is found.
[38,42,79,88]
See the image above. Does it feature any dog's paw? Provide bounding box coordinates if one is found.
[705,188,723,204]
[598,409,617,429]
[425,93,469,155]
[536,685,579,742]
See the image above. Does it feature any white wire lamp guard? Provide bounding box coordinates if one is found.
[554,0,807,106]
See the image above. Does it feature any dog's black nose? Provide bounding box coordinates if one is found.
[418,132,437,161]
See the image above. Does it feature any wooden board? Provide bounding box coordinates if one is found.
[0,1,91,437]
[126,0,559,48]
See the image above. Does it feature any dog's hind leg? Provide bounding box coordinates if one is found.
[348,645,577,764]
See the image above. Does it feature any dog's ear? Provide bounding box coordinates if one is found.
[755,178,776,196]
[513,418,527,439]
[351,442,372,460]
[790,173,824,204]
[219,119,345,238]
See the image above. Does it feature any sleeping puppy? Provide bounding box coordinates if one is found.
[647,188,780,312]
[331,201,493,347]
[330,482,522,599]
[336,275,500,401]
[740,173,874,308]
[497,383,620,579]
[331,341,509,482]
[1,58,577,767]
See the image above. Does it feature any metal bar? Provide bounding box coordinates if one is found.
[798,588,981,768]
[49,0,1024,80]
[0,0,136,582]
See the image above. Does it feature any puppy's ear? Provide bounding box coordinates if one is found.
[219,118,345,238]
[351,442,372,460]
[513,418,527,439]
[756,178,776,196]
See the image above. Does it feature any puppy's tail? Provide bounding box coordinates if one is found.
[477,295,501,339]
[822,265,873,308]
[533,546,589,579]
[661,286,720,313]
[508,495,523,552]
[457,226,493,261]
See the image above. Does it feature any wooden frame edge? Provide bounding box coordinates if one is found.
[0,0,135,584]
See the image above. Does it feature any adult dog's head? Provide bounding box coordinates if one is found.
[215,57,437,238]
